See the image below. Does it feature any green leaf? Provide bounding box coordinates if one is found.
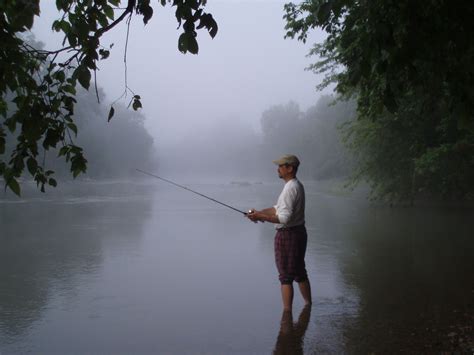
[99,49,110,60]
[178,32,199,54]
[97,11,109,27]
[317,2,332,24]
[52,20,62,32]
[142,5,154,25]
[54,70,66,82]
[188,37,198,54]
[60,20,71,33]
[27,157,38,176]
[43,128,61,149]
[7,178,21,196]
[48,178,57,187]
[74,20,90,39]
[75,65,91,90]
[104,5,115,20]
[63,84,76,95]
[208,16,218,38]
[58,145,69,157]
[71,154,87,178]
[197,13,218,39]
[16,12,35,30]
[67,122,78,136]
[67,33,78,47]
[53,20,71,33]
[187,0,199,10]
[178,33,188,53]
[108,106,115,122]
[132,98,142,111]
[56,0,68,11]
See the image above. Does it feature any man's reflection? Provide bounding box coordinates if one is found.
[273,305,311,354]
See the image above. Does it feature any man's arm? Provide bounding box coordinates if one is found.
[247,207,280,224]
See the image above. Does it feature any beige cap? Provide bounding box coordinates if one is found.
[272,154,300,167]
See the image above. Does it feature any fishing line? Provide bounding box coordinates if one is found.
[136,169,248,216]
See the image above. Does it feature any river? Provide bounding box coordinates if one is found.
[0,179,472,353]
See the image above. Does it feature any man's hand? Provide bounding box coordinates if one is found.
[246,207,279,224]
[246,209,262,223]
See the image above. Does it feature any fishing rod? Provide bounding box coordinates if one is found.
[136,169,249,216]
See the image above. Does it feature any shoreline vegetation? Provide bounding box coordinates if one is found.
[3,177,474,209]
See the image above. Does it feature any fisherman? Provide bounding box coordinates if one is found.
[247,154,312,311]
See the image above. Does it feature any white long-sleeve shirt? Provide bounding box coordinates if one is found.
[274,178,305,229]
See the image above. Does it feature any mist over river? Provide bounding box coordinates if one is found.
[1,179,472,353]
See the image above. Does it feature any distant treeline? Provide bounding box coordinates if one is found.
[259,96,355,180]
[156,95,355,182]
[6,84,471,203]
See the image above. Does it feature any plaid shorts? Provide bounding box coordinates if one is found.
[274,224,308,284]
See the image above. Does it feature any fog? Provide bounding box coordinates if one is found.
[3,4,471,353]
[31,1,342,182]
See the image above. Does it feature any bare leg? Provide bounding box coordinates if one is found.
[297,279,312,306]
[281,284,294,311]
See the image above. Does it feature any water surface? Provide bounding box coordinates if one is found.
[1,179,472,353]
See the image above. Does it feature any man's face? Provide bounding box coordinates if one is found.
[277,164,293,179]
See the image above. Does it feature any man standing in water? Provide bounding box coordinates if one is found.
[247,154,312,311]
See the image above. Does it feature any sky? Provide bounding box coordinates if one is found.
[32,0,328,148]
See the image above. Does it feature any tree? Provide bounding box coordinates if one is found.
[259,97,354,180]
[0,0,218,195]
[45,87,155,178]
[301,96,355,179]
[284,0,474,202]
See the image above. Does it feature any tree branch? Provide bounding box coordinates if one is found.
[94,0,136,39]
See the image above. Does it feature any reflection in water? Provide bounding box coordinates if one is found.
[302,187,473,353]
[273,305,311,354]
[0,181,153,351]
[0,180,472,353]
[339,206,474,353]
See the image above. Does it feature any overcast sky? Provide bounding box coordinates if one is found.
[33,1,328,149]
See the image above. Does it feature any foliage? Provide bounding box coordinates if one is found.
[47,87,155,178]
[260,96,355,180]
[284,0,474,201]
[147,96,354,180]
[0,0,218,195]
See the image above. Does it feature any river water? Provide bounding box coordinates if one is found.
[0,179,472,354]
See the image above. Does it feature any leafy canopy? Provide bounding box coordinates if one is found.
[284,0,474,202]
[0,0,218,195]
